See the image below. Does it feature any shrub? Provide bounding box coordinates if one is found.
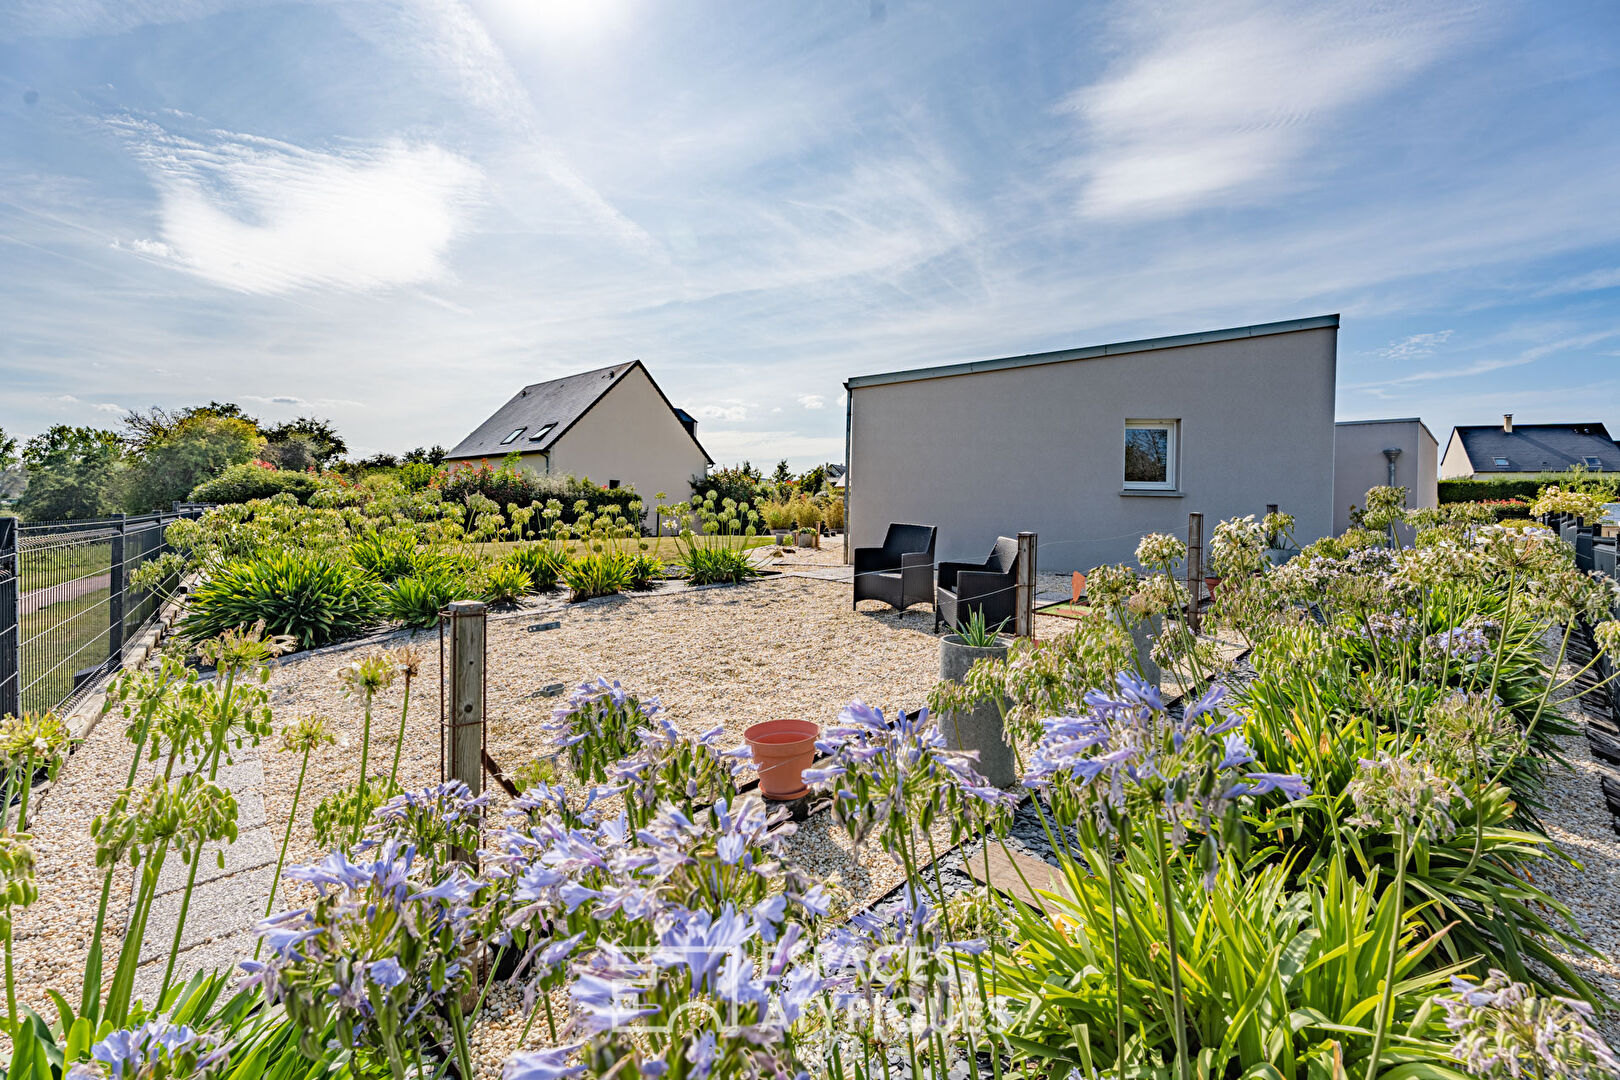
[624,550,662,590]
[504,541,569,590]
[563,550,631,601]
[188,462,317,505]
[1438,478,1553,503]
[182,550,381,650]
[681,545,759,585]
[791,497,821,530]
[435,462,636,531]
[349,531,420,582]
[385,564,477,628]
[480,562,532,604]
[823,495,844,530]
[689,462,762,506]
[759,501,794,531]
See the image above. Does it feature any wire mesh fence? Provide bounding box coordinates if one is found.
[0,509,201,720]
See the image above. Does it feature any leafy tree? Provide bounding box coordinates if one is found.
[691,461,762,505]
[122,402,260,455]
[261,433,321,472]
[123,414,263,513]
[797,464,828,494]
[262,417,347,467]
[771,459,793,486]
[402,445,447,466]
[17,425,124,521]
[0,426,22,502]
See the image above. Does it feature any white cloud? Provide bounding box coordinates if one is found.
[695,400,751,422]
[1377,330,1454,360]
[1538,267,1620,296]
[55,394,124,414]
[112,120,482,294]
[1061,0,1476,220]
[796,394,825,410]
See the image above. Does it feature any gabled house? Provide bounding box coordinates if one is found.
[446,362,712,517]
[843,315,1339,571]
[1439,416,1620,479]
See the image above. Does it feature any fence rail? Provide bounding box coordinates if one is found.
[1,509,201,720]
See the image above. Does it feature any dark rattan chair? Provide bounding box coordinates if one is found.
[934,536,1019,633]
[853,523,937,613]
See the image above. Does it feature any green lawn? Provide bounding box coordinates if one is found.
[19,585,114,714]
[19,538,111,594]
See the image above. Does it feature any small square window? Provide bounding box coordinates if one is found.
[1124,421,1177,490]
[499,427,525,445]
[1493,457,1510,468]
[607,479,620,489]
[529,423,557,442]
[1584,456,1603,470]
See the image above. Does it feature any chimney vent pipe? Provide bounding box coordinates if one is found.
[1503,413,1513,433]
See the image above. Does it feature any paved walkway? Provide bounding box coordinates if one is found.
[131,751,274,1005]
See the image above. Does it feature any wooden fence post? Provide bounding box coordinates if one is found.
[1015,532,1037,638]
[442,599,487,797]
[1186,512,1204,634]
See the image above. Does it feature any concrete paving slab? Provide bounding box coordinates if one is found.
[130,931,253,1011]
[155,826,277,895]
[139,865,273,963]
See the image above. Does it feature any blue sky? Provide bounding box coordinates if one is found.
[3,0,1619,468]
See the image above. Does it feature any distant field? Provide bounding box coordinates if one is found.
[19,585,113,714]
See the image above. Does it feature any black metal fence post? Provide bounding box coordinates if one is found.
[108,513,126,670]
[0,518,18,719]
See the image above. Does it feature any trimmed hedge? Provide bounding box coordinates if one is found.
[189,462,319,505]
[1438,478,1545,503]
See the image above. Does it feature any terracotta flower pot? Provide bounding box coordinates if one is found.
[1205,575,1221,598]
[745,719,820,800]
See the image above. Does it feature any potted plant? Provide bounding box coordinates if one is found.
[744,719,820,800]
[793,498,822,548]
[761,501,794,541]
[1263,509,1300,565]
[936,608,1015,786]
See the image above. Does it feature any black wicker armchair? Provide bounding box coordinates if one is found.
[853,523,937,613]
[934,536,1019,633]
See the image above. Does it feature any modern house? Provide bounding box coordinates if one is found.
[1440,417,1620,479]
[843,315,1339,572]
[1332,418,1439,536]
[445,361,712,518]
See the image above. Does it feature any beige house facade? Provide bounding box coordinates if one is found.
[446,361,711,521]
[1332,418,1439,537]
[843,316,1339,572]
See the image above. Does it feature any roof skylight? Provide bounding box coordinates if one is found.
[499,428,525,444]
[529,423,557,442]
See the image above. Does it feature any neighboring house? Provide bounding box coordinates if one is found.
[1332,418,1439,538]
[1439,416,1620,479]
[445,361,712,519]
[843,315,1339,572]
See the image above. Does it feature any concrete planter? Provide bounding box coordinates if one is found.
[1266,546,1301,566]
[795,530,819,548]
[1108,610,1162,688]
[938,635,1015,787]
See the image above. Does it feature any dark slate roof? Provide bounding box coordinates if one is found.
[446,361,711,463]
[1452,422,1620,473]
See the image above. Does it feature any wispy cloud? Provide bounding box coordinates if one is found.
[796,394,825,410]
[694,400,753,422]
[109,119,482,294]
[1378,330,1454,360]
[56,394,124,414]
[1349,329,1620,390]
[1060,0,1478,220]
[1537,266,1620,296]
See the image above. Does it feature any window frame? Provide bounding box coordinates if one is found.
[499,427,526,445]
[529,423,557,443]
[1123,420,1178,491]
[1493,457,1511,468]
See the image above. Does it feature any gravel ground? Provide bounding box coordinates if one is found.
[11,553,945,1022]
[1534,657,1620,1046]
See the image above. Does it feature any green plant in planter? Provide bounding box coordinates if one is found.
[761,501,795,531]
[953,606,1007,647]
